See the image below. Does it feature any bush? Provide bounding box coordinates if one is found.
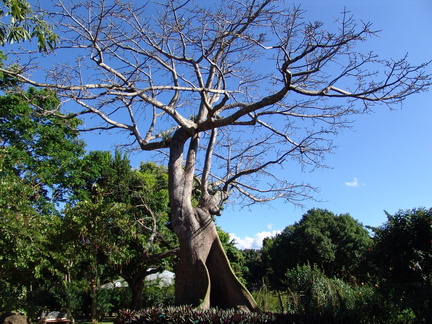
[251,263,420,323]
[371,208,432,322]
[282,263,363,318]
[115,307,285,324]
[142,284,175,308]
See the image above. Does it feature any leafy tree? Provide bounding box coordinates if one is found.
[371,208,432,321]
[2,0,430,309]
[0,87,85,312]
[263,209,372,288]
[0,173,63,313]
[64,151,178,311]
[240,249,267,291]
[0,0,58,51]
[0,87,85,208]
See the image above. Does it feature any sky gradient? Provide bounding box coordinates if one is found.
[73,0,432,249]
[217,0,432,249]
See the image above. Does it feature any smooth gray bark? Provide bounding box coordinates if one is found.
[169,129,257,310]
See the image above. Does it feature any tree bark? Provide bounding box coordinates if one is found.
[129,279,145,311]
[122,268,161,310]
[169,129,257,310]
[174,207,257,310]
[90,277,97,323]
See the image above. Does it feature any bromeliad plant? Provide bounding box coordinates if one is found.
[114,306,290,324]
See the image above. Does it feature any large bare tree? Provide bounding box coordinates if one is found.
[2,0,430,310]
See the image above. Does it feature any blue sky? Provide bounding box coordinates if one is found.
[218,0,432,248]
[71,0,432,249]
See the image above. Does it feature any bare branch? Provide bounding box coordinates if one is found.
[2,0,430,212]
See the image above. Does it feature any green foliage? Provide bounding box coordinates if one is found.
[253,263,415,324]
[0,86,84,313]
[283,264,368,319]
[92,288,115,320]
[53,281,86,316]
[240,249,267,291]
[66,154,175,262]
[373,208,432,284]
[0,149,177,315]
[371,208,432,321]
[262,208,372,288]
[64,152,177,310]
[142,283,175,308]
[0,0,58,51]
[0,86,85,210]
[79,283,174,320]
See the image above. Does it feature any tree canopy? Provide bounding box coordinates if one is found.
[64,151,178,311]
[0,0,58,51]
[0,87,85,208]
[0,86,84,311]
[370,208,432,320]
[262,208,372,288]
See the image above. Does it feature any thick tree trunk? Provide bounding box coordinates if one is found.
[123,268,161,310]
[129,280,145,310]
[169,129,257,310]
[174,208,257,310]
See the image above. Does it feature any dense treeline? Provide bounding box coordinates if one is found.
[241,208,432,322]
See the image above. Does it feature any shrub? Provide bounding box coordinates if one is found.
[114,306,295,324]
[282,263,359,318]
[142,283,175,308]
[279,263,417,323]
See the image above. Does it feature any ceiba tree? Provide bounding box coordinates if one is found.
[2,0,430,310]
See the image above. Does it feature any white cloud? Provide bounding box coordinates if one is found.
[229,230,280,250]
[345,177,360,187]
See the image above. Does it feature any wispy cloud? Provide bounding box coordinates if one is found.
[345,177,365,188]
[345,177,359,187]
[229,230,280,250]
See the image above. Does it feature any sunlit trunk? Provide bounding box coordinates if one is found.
[169,129,257,310]
[174,208,257,310]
